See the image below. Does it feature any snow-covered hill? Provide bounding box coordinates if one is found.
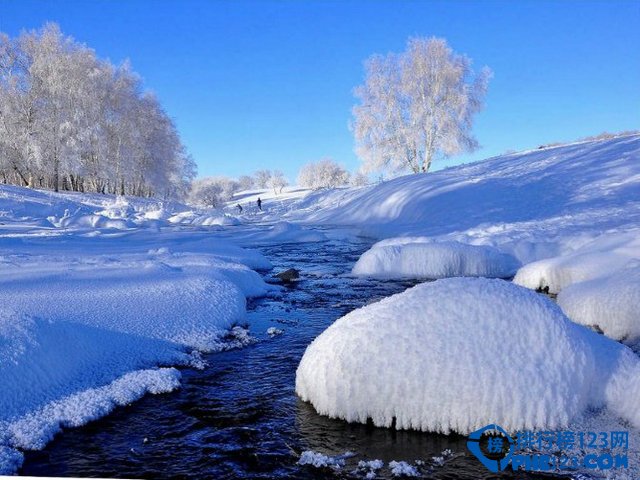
[288,133,640,262]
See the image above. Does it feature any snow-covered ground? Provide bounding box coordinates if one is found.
[0,186,280,474]
[287,134,640,261]
[1,132,639,476]
[288,134,640,348]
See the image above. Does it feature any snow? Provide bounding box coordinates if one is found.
[389,461,419,477]
[0,133,638,474]
[286,134,640,288]
[352,238,520,279]
[557,266,640,345]
[0,184,277,474]
[267,327,284,336]
[297,450,354,470]
[227,221,328,245]
[296,277,640,435]
[287,135,640,260]
[513,229,640,294]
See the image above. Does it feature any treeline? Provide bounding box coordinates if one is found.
[0,23,195,198]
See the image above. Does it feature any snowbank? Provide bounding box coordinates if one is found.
[296,277,640,434]
[0,183,247,232]
[288,134,640,265]
[513,230,640,293]
[167,210,240,226]
[0,247,273,473]
[557,267,640,345]
[352,239,520,279]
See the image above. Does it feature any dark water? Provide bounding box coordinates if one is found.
[20,235,566,479]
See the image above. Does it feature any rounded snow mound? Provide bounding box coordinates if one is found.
[557,267,640,345]
[297,278,604,434]
[352,239,520,279]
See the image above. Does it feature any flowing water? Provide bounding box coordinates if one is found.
[20,233,567,479]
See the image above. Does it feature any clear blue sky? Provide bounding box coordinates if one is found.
[1,0,639,181]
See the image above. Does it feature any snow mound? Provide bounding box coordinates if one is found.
[0,249,271,472]
[168,211,240,226]
[0,263,247,351]
[352,239,520,279]
[296,277,640,434]
[557,267,640,345]
[513,230,640,294]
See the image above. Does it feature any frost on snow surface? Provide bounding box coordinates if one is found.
[352,238,520,279]
[296,277,640,435]
[557,266,640,346]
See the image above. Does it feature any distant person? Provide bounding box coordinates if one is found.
[237,204,243,213]
[257,197,262,211]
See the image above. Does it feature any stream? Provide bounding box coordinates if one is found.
[20,232,567,479]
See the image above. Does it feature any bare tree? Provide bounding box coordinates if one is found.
[352,37,491,174]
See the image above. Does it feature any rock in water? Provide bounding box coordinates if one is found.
[276,268,300,282]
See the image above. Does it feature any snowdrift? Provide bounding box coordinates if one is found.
[290,135,640,262]
[296,278,640,435]
[0,183,245,232]
[0,185,279,474]
[352,238,520,279]
[0,249,272,473]
[557,267,640,346]
[513,229,640,294]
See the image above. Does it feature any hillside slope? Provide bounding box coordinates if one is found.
[288,134,640,262]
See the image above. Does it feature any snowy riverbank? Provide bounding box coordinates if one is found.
[0,188,278,474]
[0,132,638,476]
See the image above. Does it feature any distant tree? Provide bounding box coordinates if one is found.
[237,175,255,191]
[189,176,238,207]
[269,170,288,195]
[254,170,272,189]
[352,37,491,174]
[297,158,350,190]
[351,171,370,187]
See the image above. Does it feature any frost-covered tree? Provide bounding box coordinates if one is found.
[188,176,238,207]
[254,169,272,189]
[351,171,370,187]
[297,159,350,190]
[269,170,288,195]
[237,175,255,191]
[0,23,194,198]
[352,37,491,174]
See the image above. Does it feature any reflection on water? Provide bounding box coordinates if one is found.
[20,233,568,479]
